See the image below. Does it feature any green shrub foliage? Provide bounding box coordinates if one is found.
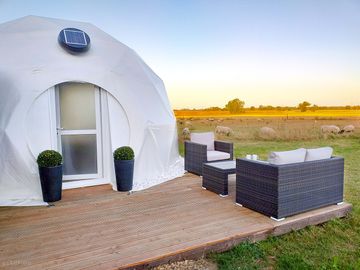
[114,146,135,160]
[225,98,245,114]
[37,150,63,167]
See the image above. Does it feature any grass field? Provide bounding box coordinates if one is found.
[177,117,360,269]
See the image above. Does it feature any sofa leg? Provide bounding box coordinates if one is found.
[271,216,285,222]
[337,202,344,205]
[219,194,228,198]
[235,203,243,207]
[201,187,207,190]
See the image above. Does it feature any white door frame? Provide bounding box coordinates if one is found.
[55,84,103,181]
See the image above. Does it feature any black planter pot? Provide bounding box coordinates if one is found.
[38,165,63,202]
[114,159,134,191]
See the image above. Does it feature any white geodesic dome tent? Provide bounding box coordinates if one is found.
[0,16,184,206]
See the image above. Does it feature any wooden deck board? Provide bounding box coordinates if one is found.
[0,174,351,270]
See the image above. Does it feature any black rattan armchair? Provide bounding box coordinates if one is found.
[184,140,233,175]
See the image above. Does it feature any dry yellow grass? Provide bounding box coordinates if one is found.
[174,109,360,118]
[177,117,360,142]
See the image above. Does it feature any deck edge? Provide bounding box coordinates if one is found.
[119,203,352,270]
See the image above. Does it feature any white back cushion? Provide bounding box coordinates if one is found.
[190,132,215,151]
[268,148,306,165]
[305,147,333,161]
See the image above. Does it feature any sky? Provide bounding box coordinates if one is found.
[0,0,359,109]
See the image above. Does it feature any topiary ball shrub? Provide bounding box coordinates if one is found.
[37,150,63,167]
[113,146,135,160]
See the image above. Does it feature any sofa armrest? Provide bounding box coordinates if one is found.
[236,158,280,217]
[214,140,233,159]
[236,158,278,182]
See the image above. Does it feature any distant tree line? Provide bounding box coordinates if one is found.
[176,99,360,113]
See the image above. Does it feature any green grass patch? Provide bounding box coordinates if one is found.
[207,138,360,270]
[179,134,360,269]
[209,242,267,270]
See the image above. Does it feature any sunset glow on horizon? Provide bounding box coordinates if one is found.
[1,0,359,109]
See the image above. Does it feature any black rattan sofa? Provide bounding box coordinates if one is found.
[184,140,233,175]
[236,157,344,219]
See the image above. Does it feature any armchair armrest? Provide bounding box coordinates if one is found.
[215,140,233,160]
[185,141,207,153]
[184,141,207,175]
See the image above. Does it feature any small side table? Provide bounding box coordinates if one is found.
[202,160,236,197]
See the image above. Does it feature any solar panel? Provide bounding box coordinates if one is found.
[63,29,88,46]
[58,28,91,53]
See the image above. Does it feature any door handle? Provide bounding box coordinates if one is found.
[57,127,64,130]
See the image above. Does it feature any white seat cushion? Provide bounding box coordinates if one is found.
[190,132,214,151]
[207,150,230,161]
[268,148,306,165]
[305,147,333,161]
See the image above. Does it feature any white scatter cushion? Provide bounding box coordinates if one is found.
[305,147,333,161]
[190,132,215,151]
[268,148,306,165]
[207,150,230,161]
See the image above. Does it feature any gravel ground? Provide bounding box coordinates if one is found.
[152,259,217,270]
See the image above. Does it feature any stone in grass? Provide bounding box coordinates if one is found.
[152,259,217,270]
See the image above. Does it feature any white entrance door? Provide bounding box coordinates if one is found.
[56,83,102,181]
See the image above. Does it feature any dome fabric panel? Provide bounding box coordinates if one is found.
[0,16,184,205]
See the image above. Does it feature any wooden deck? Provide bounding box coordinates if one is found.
[0,174,351,270]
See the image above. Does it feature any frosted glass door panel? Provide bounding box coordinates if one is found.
[59,83,96,130]
[61,135,98,175]
[57,82,102,180]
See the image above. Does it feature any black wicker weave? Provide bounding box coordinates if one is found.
[236,157,344,219]
[202,160,236,196]
[184,140,233,175]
